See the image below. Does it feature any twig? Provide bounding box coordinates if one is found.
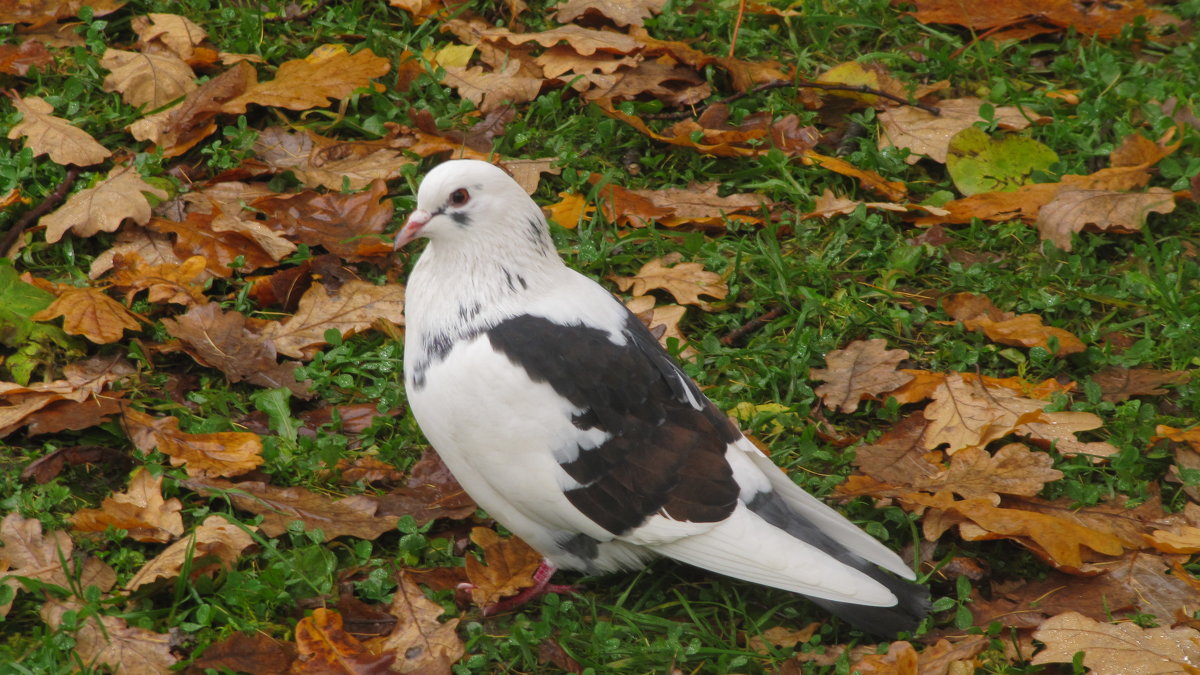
[1,166,80,255]
[720,304,785,347]
[729,0,746,58]
[262,0,333,23]
[642,79,940,121]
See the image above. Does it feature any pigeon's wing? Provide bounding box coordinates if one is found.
[485,291,900,606]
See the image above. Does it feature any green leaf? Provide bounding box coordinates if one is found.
[946,127,1059,196]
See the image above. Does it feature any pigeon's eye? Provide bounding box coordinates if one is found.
[449,188,470,206]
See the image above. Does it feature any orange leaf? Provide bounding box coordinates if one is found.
[294,609,393,673]
[465,527,543,607]
[70,468,184,543]
[31,287,141,343]
[222,44,389,113]
[124,408,263,477]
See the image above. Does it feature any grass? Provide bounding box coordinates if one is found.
[1,0,1199,672]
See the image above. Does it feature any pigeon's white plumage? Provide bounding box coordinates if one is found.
[397,160,929,634]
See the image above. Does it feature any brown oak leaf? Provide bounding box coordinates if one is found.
[222,44,389,113]
[105,254,209,305]
[161,302,310,396]
[251,179,393,261]
[252,126,409,191]
[0,513,74,617]
[42,600,176,675]
[131,13,207,62]
[465,527,543,607]
[811,339,913,413]
[555,0,667,26]
[877,97,1043,164]
[125,515,257,591]
[128,60,256,157]
[625,294,696,359]
[124,408,263,477]
[0,40,54,75]
[376,573,464,674]
[30,287,142,343]
[611,252,727,309]
[1031,612,1200,674]
[264,280,405,360]
[442,60,544,114]
[7,95,111,166]
[183,477,399,541]
[374,448,477,525]
[293,608,394,673]
[100,48,196,109]
[1092,366,1190,402]
[41,165,168,243]
[1037,187,1175,251]
[69,468,184,543]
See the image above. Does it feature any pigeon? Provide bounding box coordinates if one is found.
[394,159,930,636]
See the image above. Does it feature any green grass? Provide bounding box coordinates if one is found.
[1,0,1199,672]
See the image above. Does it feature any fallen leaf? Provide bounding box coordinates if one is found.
[465,527,543,607]
[20,443,130,482]
[555,0,667,26]
[125,515,256,591]
[938,443,1064,503]
[625,294,696,359]
[252,126,409,191]
[596,179,766,229]
[161,302,310,396]
[264,280,406,360]
[100,47,196,109]
[878,97,1045,164]
[251,179,393,261]
[946,127,1059,196]
[69,468,184,543]
[902,0,1179,38]
[0,513,74,616]
[846,640,918,675]
[105,254,209,305]
[150,212,278,277]
[0,40,54,76]
[442,60,544,114]
[30,287,142,344]
[611,252,727,309]
[128,61,256,157]
[1031,611,1200,674]
[374,448,478,524]
[189,632,296,675]
[962,313,1086,356]
[811,339,914,413]
[222,44,389,113]
[90,226,182,279]
[748,624,820,655]
[376,573,464,674]
[544,192,591,229]
[183,477,400,541]
[1037,187,1176,251]
[1092,367,1189,402]
[41,165,168,243]
[131,13,207,62]
[294,608,394,673]
[7,95,112,166]
[124,408,263,477]
[42,599,177,675]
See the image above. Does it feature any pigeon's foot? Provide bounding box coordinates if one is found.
[465,560,578,617]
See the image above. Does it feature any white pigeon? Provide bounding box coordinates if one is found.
[395,159,930,635]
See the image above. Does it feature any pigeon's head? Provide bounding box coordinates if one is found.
[394,160,536,250]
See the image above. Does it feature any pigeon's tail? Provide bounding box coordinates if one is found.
[745,484,930,637]
[810,563,931,637]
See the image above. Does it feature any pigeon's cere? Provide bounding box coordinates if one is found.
[396,160,930,635]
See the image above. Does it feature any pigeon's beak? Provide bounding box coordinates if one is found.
[394,209,432,250]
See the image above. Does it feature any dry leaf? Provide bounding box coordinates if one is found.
[90,226,183,279]
[1037,187,1176,251]
[1093,367,1190,402]
[124,408,263,477]
[7,95,112,166]
[126,514,256,591]
[251,179,393,261]
[877,97,1043,164]
[0,513,73,616]
[222,44,389,113]
[294,608,394,673]
[189,632,295,675]
[0,40,54,75]
[264,280,405,360]
[465,527,543,607]
[128,60,256,157]
[161,302,310,396]
[131,13,207,62]
[100,48,196,109]
[377,573,464,674]
[555,0,667,26]
[611,252,727,309]
[811,339,914,413]
[374,448,477,525]
[150,212,278,277]
[41,165,168,243]
[1031,611,1200,674]
[544,192,591,229]
[104,254,209,305]
[42,599,177,675]
[847,640,918,675]
[252,126,408,191]
[30,287,142,343]
[69,468,184,543]
[183,477,400,541]
[625,294,696,359]
[903,0,1178,38]
[747,624,820,655]
[442,60,544,114]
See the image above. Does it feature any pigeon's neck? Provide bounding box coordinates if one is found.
[404,235,567,362]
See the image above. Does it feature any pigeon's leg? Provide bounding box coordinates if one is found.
[470,560,578,616]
